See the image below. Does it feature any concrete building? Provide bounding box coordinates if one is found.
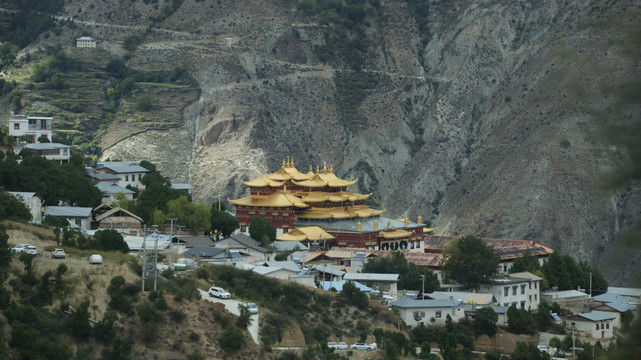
[389,295,465,326]
[76,36,96,48]
[565,311,616,339]
[479,272,541,311]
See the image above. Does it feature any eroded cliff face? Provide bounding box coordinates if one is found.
[58,0,640,284]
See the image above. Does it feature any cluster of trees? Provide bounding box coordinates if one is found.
[0,152,102,207]
[31,47,80,90]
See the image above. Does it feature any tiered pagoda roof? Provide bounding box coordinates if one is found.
[276,226,335,241]
[228,192,308,208]
[231,158,384,221]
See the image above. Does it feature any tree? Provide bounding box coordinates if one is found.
[0,188,32,222]
[219,325,244,351]
[474,307,498,338]
[210,207,239,239]
[93,229,129,253]
[536,302,553,332]
[249,216,276,243]
[135,94,153,111]
[167,196,210,235]
[510,250,541,273]
[339,281,368,309]
[507,305,537,335]
[441,235,500,290]
[0,226,12,277]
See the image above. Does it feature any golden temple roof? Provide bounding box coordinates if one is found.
[264,158,314,182]
[379,229,413,239]
[276,226,335,241]
[293,172,357,188]
[228,192,309,208]
[297,205,385,220]
[298,191,371,203]
[242,173,286,188]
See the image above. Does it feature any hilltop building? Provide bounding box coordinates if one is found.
[229,159,426,251]
[76,37,97,48]
[8,112,53,143]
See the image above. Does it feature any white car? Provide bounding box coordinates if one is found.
[537,345,550,353]
[11,244,31,253]
[52,249,66,259]
[24,245,37,255]
[89,254,103,264]
[350,342,377,350]
[243,302,259,315]
[208,286,231,299]
[327,342,348,350]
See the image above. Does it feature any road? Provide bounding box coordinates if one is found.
[198,289,259,344]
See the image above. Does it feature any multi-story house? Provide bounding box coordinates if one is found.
[480,271,541,311]
[8,112,53,143]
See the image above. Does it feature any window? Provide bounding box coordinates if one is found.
[504,287,509,297]
[606,323,609,329]
[512,286,517,296]
[138,174,142,181]
[535,282,537,289]
[529,295,532,302]
[521,301,525,309]
[529,283,532,289]
[125,175,129,181]
[535,294,537,300]
[63,149,68,155]
[596,324,599,330]
[521,285,526,294]
[14,123,19,129]
[420,311,425,318]
[601,323,604,329]
[435,311,441,318]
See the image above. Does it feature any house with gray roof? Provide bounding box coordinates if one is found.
[321,280,373,293]
[565,311,616,339]
[16,143,71,164]
[594,292,639,306]
[607,287,641,301]
[45,206,93,230]
[216,233,268,258]
[93,206,142,235]
[96,162,149,189]
[96,182,136,204]
[182,246,226,260]
[591,302,638,329]
[343,273,399,299]
[389,295,465,326]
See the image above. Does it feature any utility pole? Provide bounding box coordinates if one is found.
[141,225,147,292]
[420,275,426,299]
[590,272,592,297]
[167,218,177,265]
[572,324,576,359]
[152,225,158,291]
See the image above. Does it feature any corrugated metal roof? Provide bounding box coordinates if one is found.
[343,273,399,282]
[45,206,92,217]
[607,287,641,298]
[321,280,373,292]
[390,296,460,309]
[574,311,616,322]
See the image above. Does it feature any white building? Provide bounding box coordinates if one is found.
[479,271,541,311]
[565,311,616,339]
[8,112,53,143]
[97,162,150,189]
[76,36,96,48]
[15,143,71,164]
[9,191,43,223]
[389,295,465,326]
[45,206,93,230]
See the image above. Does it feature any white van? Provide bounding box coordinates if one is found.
[89,254,103,264]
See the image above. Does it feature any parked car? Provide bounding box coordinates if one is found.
[554,349,566,358]
[24,245,37,255]
[89,254,103,264]
[208,286,231,299]
[327,342,348,350]
[11,244,31,253]
[350,342,377,350]
[537,345,550,353]
[243,302,259,315]
[52,249,66,259]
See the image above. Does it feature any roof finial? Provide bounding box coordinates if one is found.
[309,165,313,173]
[323,161,327,173]
[291,157,295,168]
[282,158,286,167]
[316,165,320,173]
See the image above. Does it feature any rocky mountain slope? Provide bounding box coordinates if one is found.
[6,0,641,285]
